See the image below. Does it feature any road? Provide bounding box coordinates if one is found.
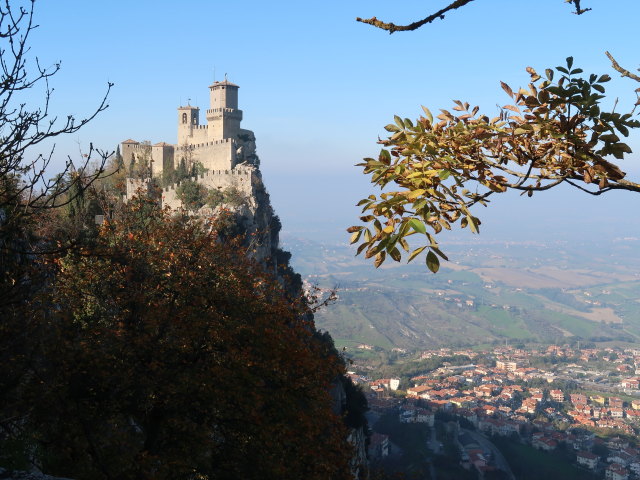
[462,429,516,480]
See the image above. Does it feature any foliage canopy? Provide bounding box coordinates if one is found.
[7,198,354,480]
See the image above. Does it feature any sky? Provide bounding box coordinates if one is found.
[22,0,640,250]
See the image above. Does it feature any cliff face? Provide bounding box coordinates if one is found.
[206,166,371,479]
[120,80,369,476]
[122,169,370,478]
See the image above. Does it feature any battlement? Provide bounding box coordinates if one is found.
[124,142,151,152]
[162,165,256,199]
[206,108,241,115]
[187,138,233,149]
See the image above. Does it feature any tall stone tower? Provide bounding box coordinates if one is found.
[177,105,200,145]
[207,80,243,140]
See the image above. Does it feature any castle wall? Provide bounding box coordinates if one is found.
[160,165,257,210]
[151,145,174,178]
[178,124,209,145]
[181,138,236,171]
[122,142,147,167]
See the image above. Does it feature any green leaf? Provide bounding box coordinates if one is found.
[406,189,426,200]
[407,246,427,263]
[426,250,440,273]
[617,125,630,137]
[600,134,620,143]
[617,143,632,154]
[356,243,368,256]
[421,105,434,124]
[408,218,427,234]
[430,245,449,261]
[566,56,574,69]
[394,115,404,128]
[349,231,362,244]
[467,215,479,234]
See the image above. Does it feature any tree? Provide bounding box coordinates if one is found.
[175,178,207,210]
[7,196,353,480]
[349,53,640,272]
[0,0,111,458]
[0,0,112,317]
[0,0,112,223]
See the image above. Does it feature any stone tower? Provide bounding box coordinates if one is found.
[177,105,200,145]
[207,80,242,140]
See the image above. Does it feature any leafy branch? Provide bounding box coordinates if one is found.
[349,57,640,272]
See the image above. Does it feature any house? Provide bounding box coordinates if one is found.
[606,463,629,480]
[629,462,640,477]
[608,451,633,467]
[609,397,624,409]
[370,378,400,391]
[625,409,640,421]
[576,450,598,470]
[415,408,435,426]
[496,360,517,372]
[549,389,565,402]
[570,393,588,405]
[399,406,434,426]
[620,378,639,389]
[532,436,557,451]
[610,408,624,418]
[407,385,431,398]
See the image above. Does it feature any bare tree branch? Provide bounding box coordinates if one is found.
[357,0,591,33]
[606,51,640,83]
[356,0,476,34]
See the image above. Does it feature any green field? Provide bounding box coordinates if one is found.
[287,236,640,352]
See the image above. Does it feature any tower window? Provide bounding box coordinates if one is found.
[182,112,187,124]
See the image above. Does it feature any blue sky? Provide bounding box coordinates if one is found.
[24,0,640,246]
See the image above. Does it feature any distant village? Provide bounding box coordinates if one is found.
[355,344,640,480]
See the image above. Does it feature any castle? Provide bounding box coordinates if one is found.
[121,79,261,210]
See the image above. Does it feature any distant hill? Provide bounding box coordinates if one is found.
[283,235,640,352]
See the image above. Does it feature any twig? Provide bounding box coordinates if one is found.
[606,51,640,82]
